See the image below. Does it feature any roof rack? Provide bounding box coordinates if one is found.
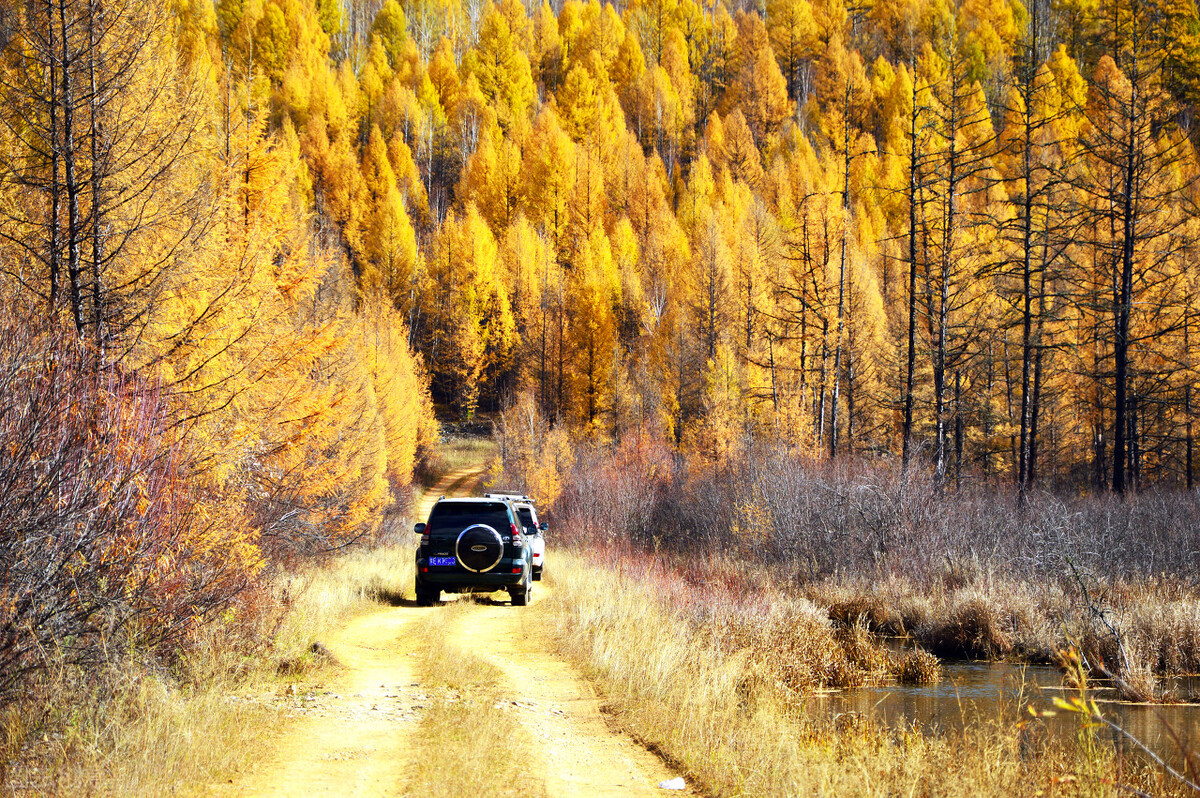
[485,492,533,503]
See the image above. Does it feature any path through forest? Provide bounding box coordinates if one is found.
[218,464,687,796]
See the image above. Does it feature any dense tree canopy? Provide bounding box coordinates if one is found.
[7,0,1200,521]
[263,0,1196,494]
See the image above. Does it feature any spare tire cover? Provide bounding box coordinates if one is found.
[456,524,504,572]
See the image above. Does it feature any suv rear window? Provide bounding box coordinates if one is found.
[427,502,512,534]
[517,507,535,528]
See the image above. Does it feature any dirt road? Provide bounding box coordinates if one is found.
[440,588,685,797]
[221,466,687,797]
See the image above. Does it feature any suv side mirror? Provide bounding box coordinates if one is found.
[539,522,548,532]
[414,522,426,535]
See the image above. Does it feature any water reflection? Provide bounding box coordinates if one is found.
[806,661,1200,769]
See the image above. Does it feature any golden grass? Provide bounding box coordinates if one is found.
[27,667,276,796]
[0,543,419,795]
[541,552,1186,797]
[405,600,544,798]
[272,544,415,669]
[0,623,281,797]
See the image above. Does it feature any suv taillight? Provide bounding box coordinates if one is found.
[510,523,522,547]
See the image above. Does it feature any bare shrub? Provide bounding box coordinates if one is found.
[550,437,675,548]
[0,324,246,700]
[828,593,903,635]
[514,432,1200,677]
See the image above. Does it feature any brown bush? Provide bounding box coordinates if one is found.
[929,596,1013,659]
[836,622,894,676]
[706,595,909,691]
[892,647,942,685]
[712,602,845,692]
[829,595,903,635]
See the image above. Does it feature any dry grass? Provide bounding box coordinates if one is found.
[542,551,1188,798]
[0,643,278,795]
[546,439,1200,689]
[0,542,418,795]
[405,601,543,798]
[271,544,415,670]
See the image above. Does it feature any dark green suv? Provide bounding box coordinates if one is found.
[414,498,534,606]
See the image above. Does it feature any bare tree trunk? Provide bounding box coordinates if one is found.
[983,344,994,478]
[674,319,685,447]
[902,66,919,468]
[611,344,621,442]
[830,235,845,457]
[1028,267,1049,487]
[1187,312,1194,488]
[1112,105,1135,495]
[846,342,855,455]
[1029,340,1045,485]
[1014,0,1051,496]
[540,261,547,411]
[934,77,958,485]
[87,0,105,354]
[1094,323,1107,490]
[586,332,596,424]
[818,316,828,449]
[768,333,779,415]
[1017,129,1035,492]
[1187,386,1194,489]
[58,0,85,333]
[799,300,808,428]
[830,82,852,459]
[954,370,963,490]
[48,0,61,316]
[556,280,565,419]
[799,211,811,433]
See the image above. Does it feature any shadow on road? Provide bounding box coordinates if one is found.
[373,591,521,609]
[373,590,417,608]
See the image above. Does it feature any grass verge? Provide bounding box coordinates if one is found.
[406,600,543,798]
[1,543,418,795]
[0,644,278,795]
[542,551,1187,797]
[272,544,415,671]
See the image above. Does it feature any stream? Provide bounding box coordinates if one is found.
[809,662,1200,769]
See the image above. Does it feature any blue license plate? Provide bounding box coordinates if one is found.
[430,556,456,567]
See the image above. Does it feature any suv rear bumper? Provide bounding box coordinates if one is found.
[416,558,528,590]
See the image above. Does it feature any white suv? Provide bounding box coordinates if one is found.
[486,493,546,581]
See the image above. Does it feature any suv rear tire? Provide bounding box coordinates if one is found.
[509,574,531,606]
[415,585,439,606]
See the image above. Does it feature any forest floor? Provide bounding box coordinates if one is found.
[214,464,690,797]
